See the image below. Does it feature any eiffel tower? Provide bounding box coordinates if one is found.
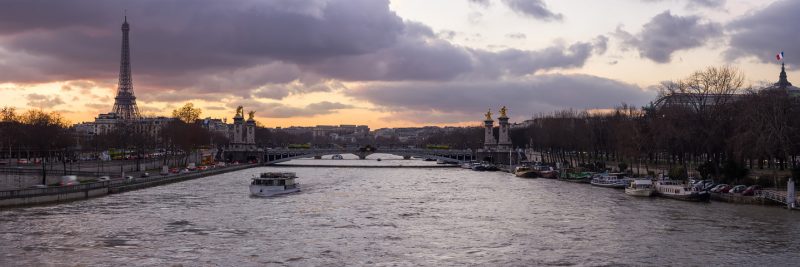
[111,16,140,120]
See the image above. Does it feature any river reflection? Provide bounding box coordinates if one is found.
[1,155,799,266]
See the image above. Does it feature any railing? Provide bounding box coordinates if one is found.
[108,164,254,189]
[265,148,472,154]
[0,181,110,199]
[755,190,799,207]
[0,167,113,177]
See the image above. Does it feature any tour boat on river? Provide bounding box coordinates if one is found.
[590,173,629,188]
[250,172,300,197]
[653,179,710,202]
[625,179,655,197]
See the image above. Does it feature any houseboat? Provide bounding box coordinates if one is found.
[590,173,629,189]
[625,179,655,197]
[560,171,593,183]
[653,179,710,202]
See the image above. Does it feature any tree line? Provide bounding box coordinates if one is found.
[518,66,800,186]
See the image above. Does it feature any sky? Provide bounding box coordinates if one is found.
[0,0,797,128]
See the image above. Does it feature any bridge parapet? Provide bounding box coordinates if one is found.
[263,148,474,165]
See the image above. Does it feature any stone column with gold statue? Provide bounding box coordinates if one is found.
[233,106,244,146]
[497,106,511,150]
[483,109,497,149]
[246,110,256,146]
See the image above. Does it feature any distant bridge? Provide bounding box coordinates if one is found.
[262,148,474,165]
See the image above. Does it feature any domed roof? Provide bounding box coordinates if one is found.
[766,63,800,96]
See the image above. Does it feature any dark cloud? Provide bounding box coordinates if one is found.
[470,36,607,78]
[0,0,403,86]
[687,0,726,8]
[726,0,800,66]
[349,74,655,123]
[0,0,604,100]
[502,0,563,21]
[640,0,726,8]
[615,11,722,63]
[226,99,353,118]
[204,106,227,111]
[26,93,65,108]
[251,80,344,100]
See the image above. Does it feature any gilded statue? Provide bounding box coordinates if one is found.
[500,106,507,117]
[248,110,255,120]
[236,106,244,117]
[484,109,492,120]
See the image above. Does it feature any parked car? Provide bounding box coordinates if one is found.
[710,184,728,193]
[97,176,111,182]
[719,185,735,193]
[125,176,134,181]
[140,172,150,178]
[729,185,747,194]
[702,182,717,191]
[17,159,30,164]
[169,168,179,174]
[712,184,731,193]
[742,185,762,196]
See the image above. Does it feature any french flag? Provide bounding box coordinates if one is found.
[777,51,784,61]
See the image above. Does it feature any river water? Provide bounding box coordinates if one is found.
[1,155,799,266]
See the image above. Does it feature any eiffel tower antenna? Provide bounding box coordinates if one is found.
[111,13,140,120]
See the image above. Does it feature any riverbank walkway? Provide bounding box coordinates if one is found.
[0,164,257,208]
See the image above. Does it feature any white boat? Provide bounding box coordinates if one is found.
[625,179,654,197]
[590,173,629,189]
[653,179,710,202]
[250,172,300,197]
[461,161,478,169]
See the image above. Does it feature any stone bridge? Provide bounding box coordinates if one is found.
[263,148,475,165]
